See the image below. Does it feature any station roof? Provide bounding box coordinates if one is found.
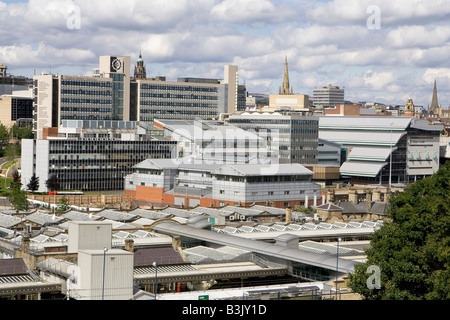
[151,222,360,274]
[340,161,387,177]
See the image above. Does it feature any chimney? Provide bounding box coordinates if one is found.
[22,235,31,253]
[285,206,292,223]
[366,190,372,211]
[384,188,391,202]
[124,239,134,253]
[349,190,358,205]
[327,189,335,204]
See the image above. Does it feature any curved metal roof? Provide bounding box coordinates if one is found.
[151,222,360,274]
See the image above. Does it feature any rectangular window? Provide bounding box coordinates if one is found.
[268,191,274,196]
[219,190,225,194]
[284,191,290,195]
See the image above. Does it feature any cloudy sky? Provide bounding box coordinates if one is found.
[1,0,450,106]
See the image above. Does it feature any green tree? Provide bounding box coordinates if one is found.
[10,124,33,140]
[348,162,450,300]
[0,123,10,144]
[12,170,20,186]
[8,182,29,214]
[27,174,39,192]
[4,143,21,158]
[45,174,60,192]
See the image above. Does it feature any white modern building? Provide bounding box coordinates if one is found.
[319,116,443,184]
[125,157,322,209]
[153,119,272,164]
[21,120,177,193]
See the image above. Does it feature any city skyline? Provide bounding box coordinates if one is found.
[1,0,450,106]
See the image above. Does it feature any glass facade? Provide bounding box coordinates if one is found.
[46,139,177,191]
[60,76,114,121]
[227,115,319,164]
[139,82,220,121]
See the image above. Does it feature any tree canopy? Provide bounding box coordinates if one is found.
[27,174,39,192]
[348,162,450,300]
[8,181,29,214]
[45,174,60,192]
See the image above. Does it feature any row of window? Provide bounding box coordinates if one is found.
[408,151,437,160]
[61,107,112,113]
[140,109,218,116]
[61,97,112,105]
[140,92,218,100]
[61,80,112,88]
[140,84,218,92]
[140,101,218,108]
[219,190,307,196]
[61,89,112,96]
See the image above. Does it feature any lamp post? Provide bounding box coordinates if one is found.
[153,261,158,300]
[335,238,341,300]
[389,123,393,188]
[102,247,108,300]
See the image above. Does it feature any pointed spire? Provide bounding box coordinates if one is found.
[281,56,293,95]
[430,79,439,113]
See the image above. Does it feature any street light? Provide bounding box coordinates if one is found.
[153,261,158,300]
[102,247,108,300]
[335,238,341,300]
[389,123,393,188]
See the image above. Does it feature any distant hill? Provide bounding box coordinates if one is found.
[248,93,269,105]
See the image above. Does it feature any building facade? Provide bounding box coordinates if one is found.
[21,121,177,193]
[319,116,442,184]
[125,158,322,209]
[227,111,319,164]
[313,85,344,107]
[153,119,272,163]
[32,55,246,139]
[33,56,131,139]
[0,89,33,127]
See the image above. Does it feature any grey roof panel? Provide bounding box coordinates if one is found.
[152,222,359,273]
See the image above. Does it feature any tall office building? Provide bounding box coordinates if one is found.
[136,65,245,120]
[32,55,245,138]
[227,111,319,164]
[33,56,131,139]
[313,85,344,107]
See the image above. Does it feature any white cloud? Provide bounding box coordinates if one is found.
[210,0,295,25]
[363,71,396,90]
[0,0,449,106]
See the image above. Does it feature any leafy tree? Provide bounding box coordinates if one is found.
[12,170,20,185]
[10,124,33,140]
[4,143,21,158]
[45,174,60,192]
[0,123,10,144]
[348,162,450,300]
[8,182,29,214]
[27,174,39,192]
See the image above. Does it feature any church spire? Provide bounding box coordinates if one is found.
[280,56,293,95]
[430,79,439,114]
